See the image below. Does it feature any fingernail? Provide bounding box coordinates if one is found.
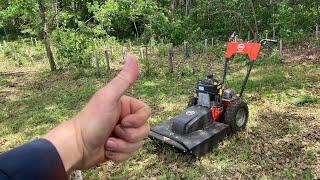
[105,150,115,157]
[124,57,131,68]
[106,139,116,150]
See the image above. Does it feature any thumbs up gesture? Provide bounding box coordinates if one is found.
[44,54,151,173]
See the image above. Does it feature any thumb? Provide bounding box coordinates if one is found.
[104,54,138,101]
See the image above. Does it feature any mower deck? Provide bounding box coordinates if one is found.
[149,111,230,157]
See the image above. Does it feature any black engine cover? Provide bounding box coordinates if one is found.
[149,104,230,157]
[197,76,221,96]
[172,106,212,134]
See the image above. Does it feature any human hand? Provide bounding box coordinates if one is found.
[43,54,150,173]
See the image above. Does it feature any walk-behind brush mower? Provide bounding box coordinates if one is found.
[149,33,276,157]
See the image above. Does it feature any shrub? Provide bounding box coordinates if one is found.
[157,43,170,57]
[51,29,91,69]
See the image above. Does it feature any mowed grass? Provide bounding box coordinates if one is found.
[0,43,319,179]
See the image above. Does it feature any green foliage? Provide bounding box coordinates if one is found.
[276,1,320,39]
[0,0,320,70]
[157,43,170,57]
[0,40,45,67]
[261,88,318,106]
[191,41,205,54]
[51,29,91,69]
[87,0,119,36]
[140,57,158,78]
[290,95,316,106]
[1,0,320,42]
[207,44,225,58]
[267,50,281,64]
[180,64,194,76]
[0,0,40,39]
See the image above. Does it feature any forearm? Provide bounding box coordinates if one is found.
[43,119,83,174]
[0,139,67,180]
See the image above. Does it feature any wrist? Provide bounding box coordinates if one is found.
[43,119,83,174]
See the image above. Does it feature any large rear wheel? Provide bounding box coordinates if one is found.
[223,99,248,133]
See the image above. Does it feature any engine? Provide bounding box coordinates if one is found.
[196,75,223,108]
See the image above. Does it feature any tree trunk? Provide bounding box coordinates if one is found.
[249,0,259,39]
[3,27,9,41]
[99,0,105,6]
[104,50,110,72]
[56,0,59,28]
[73,0,76,13]
[185,0,189,16]
[38,0,57,71]
[171,0,180,11]
[168,44,174,73]
[133,19,139,38]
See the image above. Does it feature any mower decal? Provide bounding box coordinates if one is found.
[225,42,261,60]
[186,110,196,116]
[237,43,245,51]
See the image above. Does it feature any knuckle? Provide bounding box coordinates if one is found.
[131,116,139,125]
[117,71,133,86]
[125,132,136,143]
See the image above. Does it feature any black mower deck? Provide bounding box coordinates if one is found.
[150,119,230,157]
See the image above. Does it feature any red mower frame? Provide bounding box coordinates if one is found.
[221,36,274,97]
[225,42,261,61]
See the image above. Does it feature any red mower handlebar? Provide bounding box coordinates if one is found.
[225,42,261,61]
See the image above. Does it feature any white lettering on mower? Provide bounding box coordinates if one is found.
[186,111,196,116]
[237,43,245,51]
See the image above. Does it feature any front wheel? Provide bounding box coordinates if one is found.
[223,99,249,133]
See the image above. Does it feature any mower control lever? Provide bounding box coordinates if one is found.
[260,39,277,45]
[229,32,237,42]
